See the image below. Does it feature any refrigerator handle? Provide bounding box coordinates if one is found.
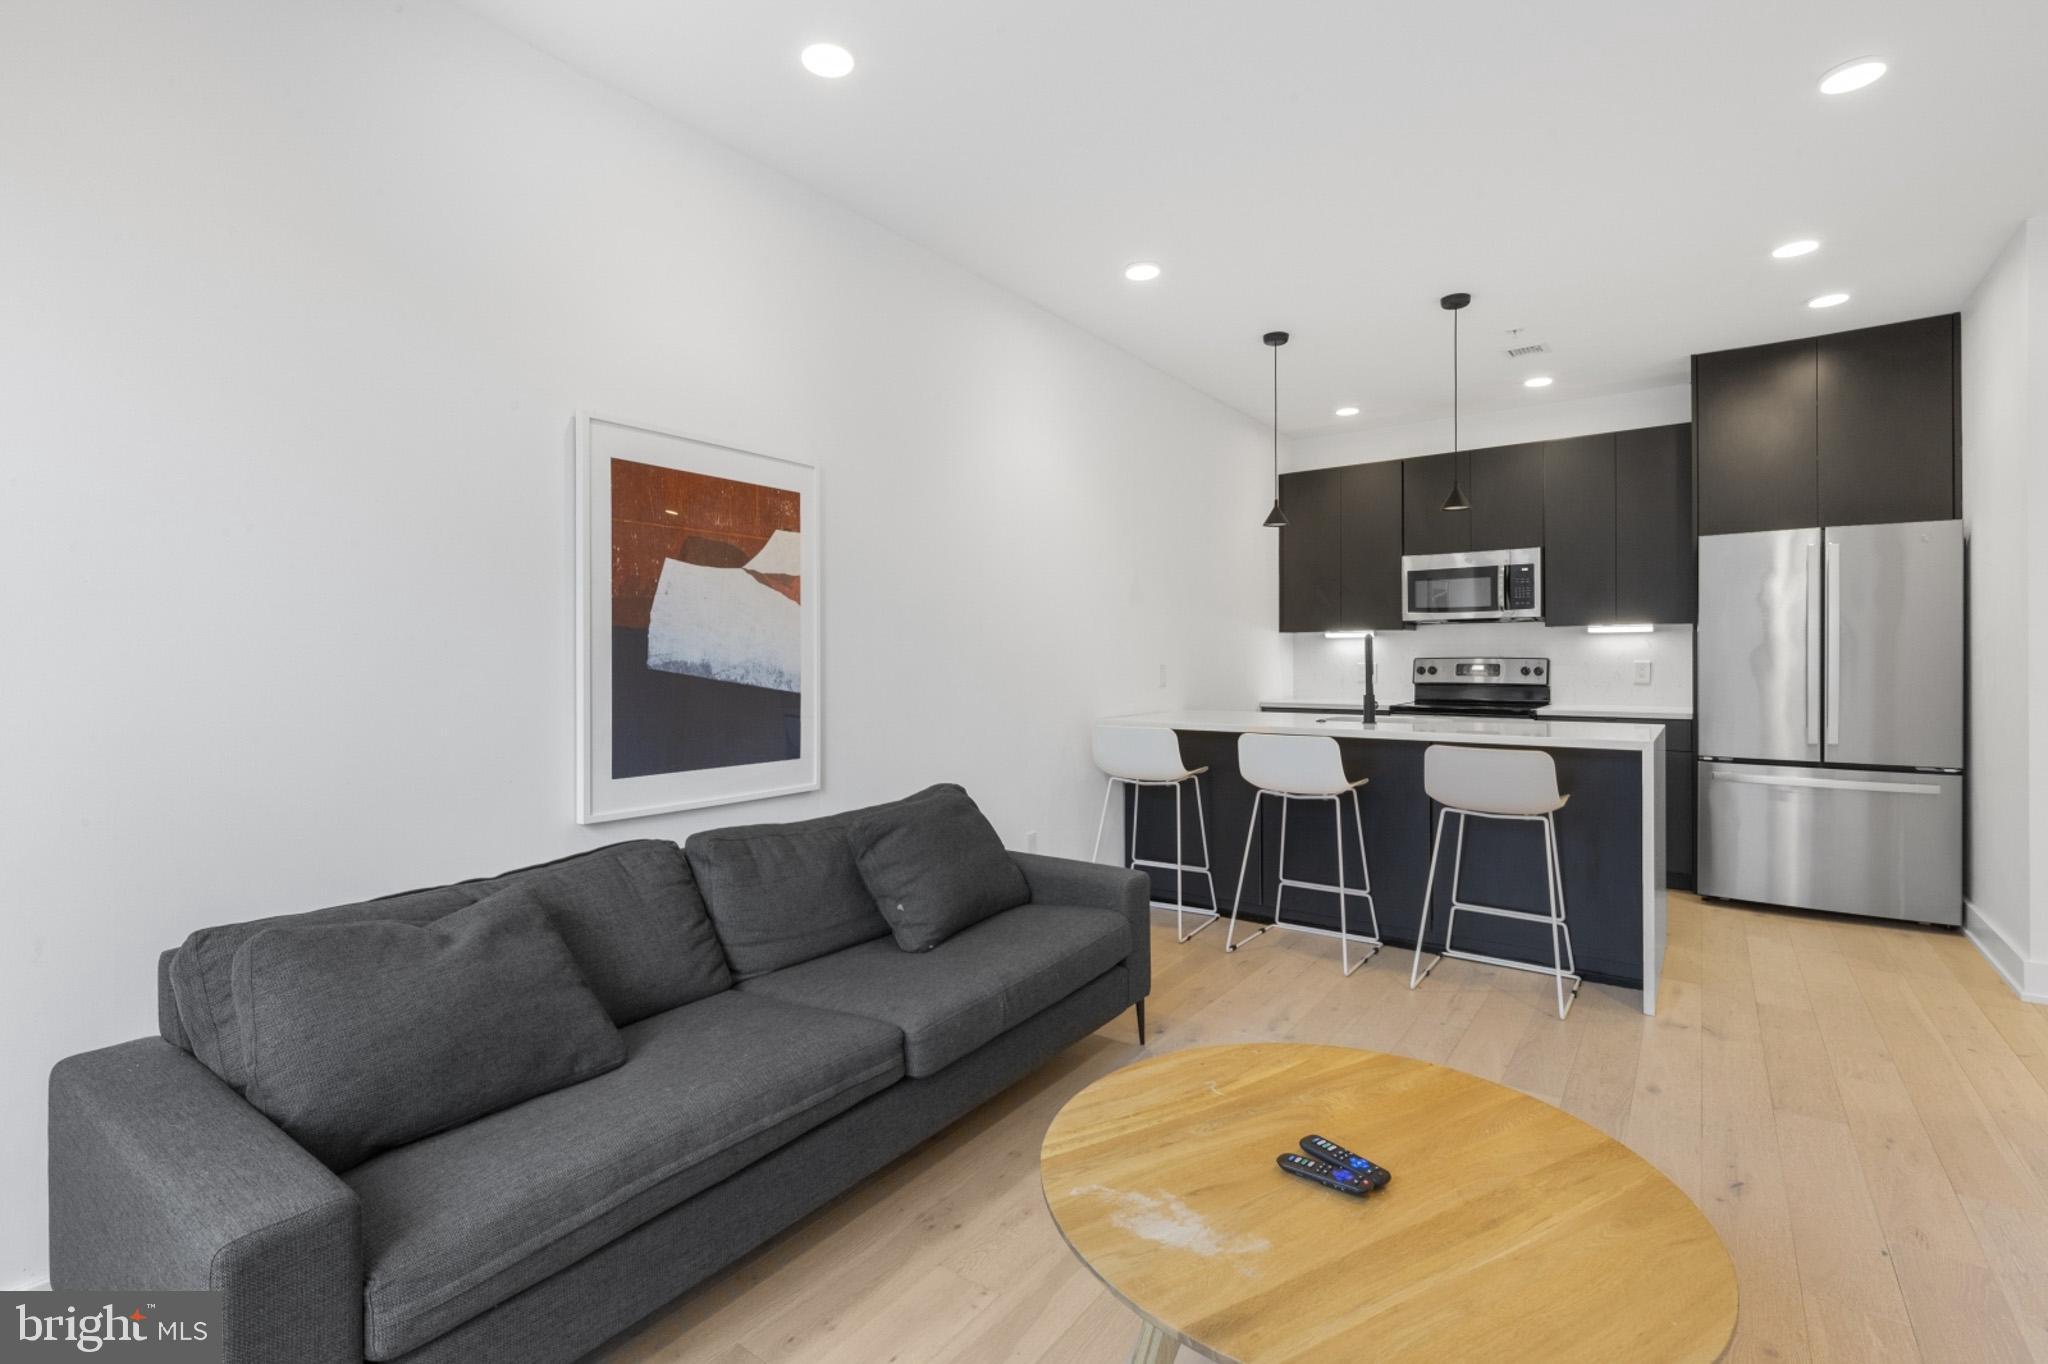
[1804,541,1822,746]
[1825,539,1842,748]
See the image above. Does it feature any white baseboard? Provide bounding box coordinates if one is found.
[6,1274,50,1292]
[1963,901,2048,1003]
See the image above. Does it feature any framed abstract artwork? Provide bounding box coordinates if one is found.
[575,414,820,823]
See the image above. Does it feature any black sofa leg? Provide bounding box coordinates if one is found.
[1136,999,1147,1046]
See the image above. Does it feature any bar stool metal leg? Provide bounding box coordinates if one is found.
[1350,787,1382,944]
[1225,791,1266,951]
[1090,776,1118,863]
[1408,806,1580,1018]
[1333,797,1360,977]
[1181,777,1221,942]
[1410,807,1452,989]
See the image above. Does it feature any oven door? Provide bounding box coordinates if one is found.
[1402,556,1505,622]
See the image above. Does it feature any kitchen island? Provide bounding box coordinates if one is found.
[1101,710,1668,1014]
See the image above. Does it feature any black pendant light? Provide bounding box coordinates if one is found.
[1262,330,1290,528]
[1441,292,1472,513]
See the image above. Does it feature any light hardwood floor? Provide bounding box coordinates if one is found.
[602,894,2048,1364]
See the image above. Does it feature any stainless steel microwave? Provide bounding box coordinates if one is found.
[1401,547,1543,623]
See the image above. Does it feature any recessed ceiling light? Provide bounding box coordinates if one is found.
[1123,261,1162,282]
[1334,406,1360,417]
[1772,239,1821,259]
[1808,292,1851,309]
[1523,376,1554,388]
[1818,58,1886,95]
[800,43,855,78]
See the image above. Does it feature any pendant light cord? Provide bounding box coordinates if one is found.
[1271,341,1280,497]
[1452,305,1460,456]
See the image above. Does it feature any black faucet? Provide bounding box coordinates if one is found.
[1359,633,1377,726]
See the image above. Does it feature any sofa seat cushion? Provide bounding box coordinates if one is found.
[737,904,1131,1078]
[345,992,903,1361]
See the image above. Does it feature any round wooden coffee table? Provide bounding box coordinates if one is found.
[1042,1043,1735,1363]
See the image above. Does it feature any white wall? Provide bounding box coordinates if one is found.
[0,0,1285,1283]
[1286,385,1694,473]
[1960,218,2048,1000]
[1290,625,1693,712]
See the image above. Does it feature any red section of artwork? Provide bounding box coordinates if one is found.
[610,458,800,628]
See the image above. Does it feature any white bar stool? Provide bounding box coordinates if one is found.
[1408,744,1581,1019]
[1091,725,1220,943]
[1225,733,1381,975]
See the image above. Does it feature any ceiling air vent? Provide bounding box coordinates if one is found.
[1505,342,1550,358]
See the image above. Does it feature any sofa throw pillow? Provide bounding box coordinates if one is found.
[230,886,626,1171]
[684,815,889,979]
[166,840,726,1095]
[845,785,1031,952]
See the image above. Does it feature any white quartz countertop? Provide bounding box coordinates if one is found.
[1259,697,1692,722]
[1107,709,1665,751]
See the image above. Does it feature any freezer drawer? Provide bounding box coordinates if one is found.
[1696,762,1962,925]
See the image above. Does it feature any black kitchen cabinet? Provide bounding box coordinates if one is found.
[1543,714,1695,890]
[1615,424,1695,623]
[1336,459,1405,629]
[1818,315,1958,527]
[1277,467,1343,632]
[1541,434,1618,626]
[1401,453,1467,556]
[1541,425,1693,627]
[1694,315,1958,537]
[1694,339,1818,535]
[1666,754,1696,891]
[1467,443,1545,551]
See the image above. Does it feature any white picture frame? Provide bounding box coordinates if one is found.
[575,413,821,823]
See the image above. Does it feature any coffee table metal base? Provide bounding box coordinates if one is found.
[1129,1318,1179,1364]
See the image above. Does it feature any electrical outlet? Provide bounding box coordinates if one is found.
[1633,659,1653,686]
[1158,663,1168,688]
[1023,830,1038,852]
[1351,661,1367,682]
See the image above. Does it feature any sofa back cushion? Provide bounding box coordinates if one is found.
[684,809,888,979]
[164,840,728,1093]
[845,785,1030,952]
[232,886,626,1170]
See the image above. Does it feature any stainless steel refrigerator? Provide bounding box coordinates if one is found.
[1695,520,1964,924]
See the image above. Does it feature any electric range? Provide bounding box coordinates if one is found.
[1384,656,1550,720]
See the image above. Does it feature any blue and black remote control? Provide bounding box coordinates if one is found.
[1301,1135,1391,1189]
[1276,1151,1370,1197]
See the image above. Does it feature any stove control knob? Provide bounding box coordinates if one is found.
[1520,666,1531,676]
[1534,666,1544,676]
[1427,665,1438,676]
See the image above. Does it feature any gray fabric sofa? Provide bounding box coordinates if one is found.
[49,794,1148,1364]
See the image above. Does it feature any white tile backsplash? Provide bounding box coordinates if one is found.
[1290,623,1693,712]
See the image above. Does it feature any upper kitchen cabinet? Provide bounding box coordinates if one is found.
[1277,461,1406,632]
[1277,467,1343,632]
[1694,315,1958,536]
[1817,315,1958,527]
[1541,433,1617,627]
[1466,443,1545,551]
[1694,338,1818,535]
[1336,459,1404,629]
[1614,424,1695,623]
[1401,452,1467,556]
[1540,425,1695,627]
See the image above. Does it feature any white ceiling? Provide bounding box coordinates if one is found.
[463,0,2048,435]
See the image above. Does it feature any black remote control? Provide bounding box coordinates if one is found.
[1275,1152,1370,1197]
[1300,1135,1391,1188]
